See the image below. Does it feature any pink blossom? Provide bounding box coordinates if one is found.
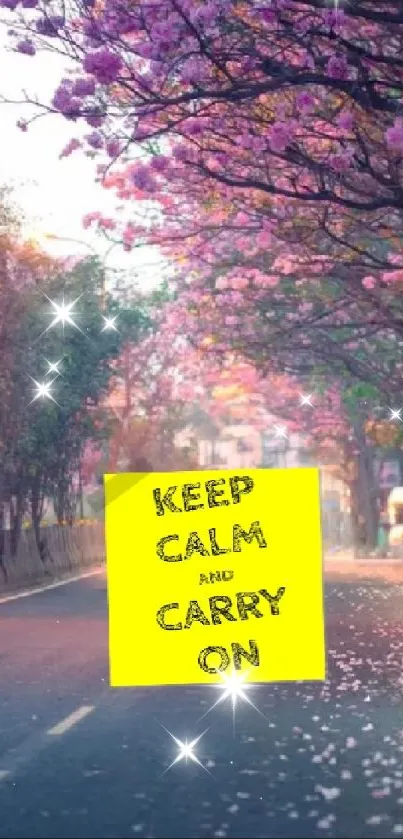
[230,276,249,290]
[269,121,294,153]
[98,217,116,230]
[184,118,203,137]
[235,211,250,225]
[215,277,229,291]
[130,166,157,192]
[16,39,35,55]
[52,85,81,119]
[235,235,249,250]
[254,275,279,288]
[326,54,349,80]
[132,124,154,142]
[259,6,275,22]
[296,91,315,115]
[82,211,101,229]
[385,118,403,152]
[72,76,96,97]
[383,269,403,283]
[181,57,204,84]
[106,139,121,157]
[59,138,81,159]
[324,8,345,29]
[338,110,353,131]
[172,145,189,163]
[362,276,376,289]
[86,131,103,149]
[36,16,64,36]
[388,253,403,265]
[228,290,244,304]
[329,150,353,172]
[150,155,169,173]
[85,111,105,128]
[303,51,315,71]
[256,230,272,248]
[83,49,122,85]
[372,789,391,799]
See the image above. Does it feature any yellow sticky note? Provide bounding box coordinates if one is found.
[105,467,325,687]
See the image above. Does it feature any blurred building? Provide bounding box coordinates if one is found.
[175,416,351,549]
[177,418,312,470]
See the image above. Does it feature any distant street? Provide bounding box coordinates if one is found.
[0,571,402,839]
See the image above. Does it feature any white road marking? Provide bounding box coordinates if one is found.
[0,770,10,781]
[47,705,95,736]
[0,568,103,605]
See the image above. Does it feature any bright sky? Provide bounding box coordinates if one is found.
[0,28,165,287]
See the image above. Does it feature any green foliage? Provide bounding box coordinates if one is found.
[2,256,149,531]
[342,382,382,414]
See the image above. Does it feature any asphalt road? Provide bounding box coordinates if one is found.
[0,571,402,839]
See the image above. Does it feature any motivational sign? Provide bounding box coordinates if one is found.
[105,468,325,687]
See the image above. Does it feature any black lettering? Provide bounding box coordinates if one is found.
[230,475,254,505]
[209,595,236,625]
[156,534,182,562]
[182,483,203,512]
[156,603,182,630]
[198,645,230,673]
[152,486,182,516]
[259,586,286,615]
[206,479,230,509]
[199,570,233,584]
[185,600,210,628]
[232,640,260,670]
[209,527,230,555]
[236,591,264,620]
[185,532,210,560]
[233,520,267,551]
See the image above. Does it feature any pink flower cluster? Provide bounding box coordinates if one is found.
[385,118,403,152]
[83,49,122,85]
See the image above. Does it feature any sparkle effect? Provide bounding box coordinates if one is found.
[45,359,62,376]
[39,293,85,338]
[388,408,403,422]
[48,296,80,329]
[101,315,118,332]
[29,377,59,406]
[199,670,266,729]
[300,393,313,407]
[274,424,288,438]
[160,725,210,775]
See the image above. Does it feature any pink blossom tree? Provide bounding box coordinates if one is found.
[2,1,403,261]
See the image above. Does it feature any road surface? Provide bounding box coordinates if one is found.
[0,571,402,839]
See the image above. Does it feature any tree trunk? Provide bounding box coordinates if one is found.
[31,477,49,566]
[78,465,84,519]
[351,424,379,556]
[0,474,7,582]
[10,487,24,557]
[53,478,67,525]
[32,505,42,561]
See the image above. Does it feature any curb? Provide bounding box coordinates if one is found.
[0,563,105,604]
